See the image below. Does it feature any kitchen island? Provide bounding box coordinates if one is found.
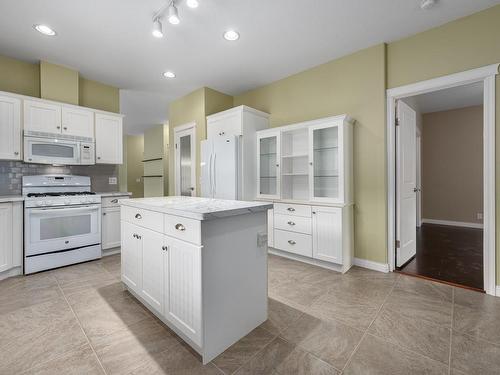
[120,196,273,363]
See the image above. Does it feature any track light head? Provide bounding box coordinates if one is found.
[186,0,199,8]
[152,18,164,38]
[421,0,437,10]
[168,4,180,25]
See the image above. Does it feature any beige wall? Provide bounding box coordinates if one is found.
[0,55,40,97]
[40,61,79,105]
[422,106,483,224]
[79,77,120,113]
[126,135,144,198]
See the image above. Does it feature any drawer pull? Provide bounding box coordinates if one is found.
[133,234,137,238]
[175,223,186,231]
[135,213,142,219]
[162,245,168,251]
[111,199,118,203]
[287,221,295,226]
[287,207,295,212]
[103,212,107,216]
[288,240,296,245]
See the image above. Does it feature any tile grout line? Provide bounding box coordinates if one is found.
[340,274,400,372]
[54,276,109,375]
[448,287,454,375]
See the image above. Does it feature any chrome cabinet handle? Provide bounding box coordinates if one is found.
[287,207,295,212]
[162,245,168,251]
[14,151,19,155]
[63,127,68,130]
[288,240,296,245]
[175,223,186,231]
[56,126,61,129]
[133,234,137,238]
[111,199,118,203]
[135,213,142,219]
[103,212,107,216]
[287,221,295,226]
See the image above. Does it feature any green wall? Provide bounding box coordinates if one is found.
[0,55,40,97]
[126,135,144,198]
[235,44,387,263]
[79,77,120,113]
[40,61,79,105]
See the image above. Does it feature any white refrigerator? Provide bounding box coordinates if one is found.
[201,136,240,199]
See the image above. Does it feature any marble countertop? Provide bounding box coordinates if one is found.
[96,192,132,197]
[0,195,24,203]
[121,196,273,220]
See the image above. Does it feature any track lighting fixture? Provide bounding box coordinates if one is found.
[152,18,164,38]
[186,0,199,8]
[168,3,180,25]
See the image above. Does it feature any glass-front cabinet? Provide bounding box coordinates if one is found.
[257,131,280,199]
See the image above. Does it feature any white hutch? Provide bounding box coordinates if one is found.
[256,114,354,273]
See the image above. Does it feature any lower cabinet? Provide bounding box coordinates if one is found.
[121,221,141,292]
[102,207,121,249]
[312,206,342,264]
[0,201,23,279]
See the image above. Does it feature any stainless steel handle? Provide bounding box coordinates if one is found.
[133,234,137,238]
[63,127,68,130]
[175,223,186,231]
[287,207,295,212]
[29,205,100,214]
[288,240,296,245]
[287,221,295,226]
[137,235,142,239]
[312,211,317,214]
[213,152,217,196]
[14,151,19,155]
[135,213,142,219]
[162,245,168,251]
[56,126,61,129]
[111,199,118,203]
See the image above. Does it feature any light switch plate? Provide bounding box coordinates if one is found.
[109,177,117,185]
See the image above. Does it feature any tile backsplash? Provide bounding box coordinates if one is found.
[0,161,120,195]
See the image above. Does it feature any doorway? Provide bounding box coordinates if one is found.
[174,122,196,197]
[386,64,498,295]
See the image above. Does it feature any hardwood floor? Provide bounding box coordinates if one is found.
[400,223,483,290]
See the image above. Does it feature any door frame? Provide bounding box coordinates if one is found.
[416,128,422,228]
[386,63,499,295]
[174,122,197,196]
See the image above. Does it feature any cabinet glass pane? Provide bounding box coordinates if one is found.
[259,136,277,195]
[313,126,339,199]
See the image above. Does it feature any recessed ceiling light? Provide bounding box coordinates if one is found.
[163,71,176,78]
[168,4,180,25]
[421,0,437,10]
[152,19,164,38]
[223,30,239,41]
[33,24,57,36]
[186,0,199,9]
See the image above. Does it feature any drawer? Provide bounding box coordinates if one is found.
[164,214,201,245]
[274,229,312,257]
[122,205,164,233]
[274,203,311,217]
[102,195,129,208]
[274,214,312,235]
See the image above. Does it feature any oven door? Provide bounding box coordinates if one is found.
[24,136,81,165]
[25,204,101,256]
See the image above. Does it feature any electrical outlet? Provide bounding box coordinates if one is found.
[109,177,117,185]
[477,213,483,220]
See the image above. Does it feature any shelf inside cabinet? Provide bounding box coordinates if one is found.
[282,173,308,176]
[282,153,308,158]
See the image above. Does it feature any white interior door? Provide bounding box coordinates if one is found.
[396,101,417,267]
[175,123,196,196]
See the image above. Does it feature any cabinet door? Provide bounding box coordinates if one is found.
[267,208,274,248]
[309,121,343,203]
[164,236,202,346]
[102,207,121,249]
[257,131,280,199]
[121,221,141,293]
[95,113,123,164]
[140,228,164,314]
[62,106,94,138]
[0,203,13,273]
[207,112,242,139]
[312,206,342,264]
[24,100,62,134]
[0,95,22,160]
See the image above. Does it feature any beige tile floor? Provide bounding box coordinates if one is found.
[1,253,500,374]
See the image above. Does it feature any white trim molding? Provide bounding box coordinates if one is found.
[496,286,500,297]
[421,219,484,229]
[353,258,389,273]
[387,63,499,296]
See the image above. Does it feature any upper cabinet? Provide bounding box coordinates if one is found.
[256,115,353,205]
[62,106,94,138]
[24,99,62,134]
[95,112,123,164]
[0,95,22,160]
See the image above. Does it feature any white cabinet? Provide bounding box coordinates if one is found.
[24,100,62,134]
[102,196,129,250]
[121,221,141,293]
[257,131,281,199]
[0,202,23,278]
[207,110,242,138]
[140,228,165,314]
[0,95,22,160]
[164,236,202,346]
[95,113,123,164]
[312,206,342,264]
[62,106,94,138]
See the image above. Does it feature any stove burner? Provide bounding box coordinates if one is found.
[27,191,96,198]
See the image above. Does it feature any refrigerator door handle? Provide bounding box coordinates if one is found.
[208,152,213,198]
[213,152,217,197]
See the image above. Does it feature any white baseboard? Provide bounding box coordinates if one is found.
[495,286,500,297]
[422,218,483,229]
[102,248,121,257]
[0,266,22,281]
[353,258,389,273]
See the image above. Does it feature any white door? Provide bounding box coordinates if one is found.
[257,131,281,199]
[312,206,342,264]
[140,228,164,314]
[62,106,94,138]
[396,101,417,267]
[0,95,22,160]
[121,221,141,293]
[174,123,196,196]
[213,136,238,200]
[102,207,121,249]
[0,203,13,273]
[95,113,123,164]
[163,236,202,346]
[24,100,62,134]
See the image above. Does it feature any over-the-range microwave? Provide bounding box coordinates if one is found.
[24,131,95,165]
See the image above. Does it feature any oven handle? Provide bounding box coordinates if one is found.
[29,205,101,214]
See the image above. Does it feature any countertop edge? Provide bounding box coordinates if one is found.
[0,196,24,203]
[96,192,133,197]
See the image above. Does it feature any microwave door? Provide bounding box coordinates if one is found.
[24,137,80,165]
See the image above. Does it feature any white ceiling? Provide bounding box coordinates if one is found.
[0,0,498,134]
[408,82,483,114]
